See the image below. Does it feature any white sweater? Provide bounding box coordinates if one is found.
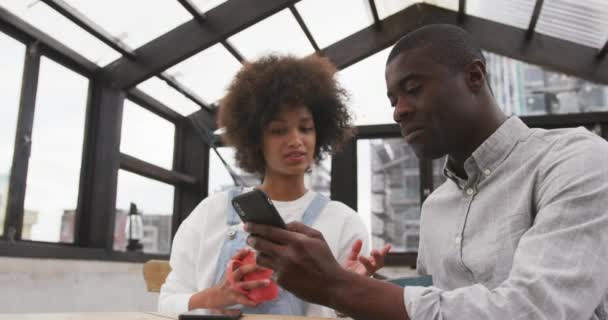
[158,189,370,317]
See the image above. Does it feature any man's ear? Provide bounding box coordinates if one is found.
[464,60,487,93]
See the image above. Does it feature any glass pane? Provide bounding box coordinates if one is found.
[485,51,608,116]
[537,0,608,49]
[296,0,373,49]
[467,0,535,30]
[208,147,261,194]
[136,76,201,116]
[166,44,241,104]
[338,47,394,126]
[64,0,192,50]
[24,57,88,243]
[190,0,227,13]
[358,138,421,253]
[0,32,25,237]
[0,1,121,66]
[121,100,175,170]
[228,9,314,60]
[115,170,174,254]
[375,0,458,20]
[306,157,332,198]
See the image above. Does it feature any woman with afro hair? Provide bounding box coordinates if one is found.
[159,54,390,317]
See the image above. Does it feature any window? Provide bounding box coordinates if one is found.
[208,147,261,194]
[0,32,26,237]
[485,51,608,116]
[229,9,314,60]
[136,76,202,116]
[23,57,88,243]
[115,170,174,254]
[296,0,372,49]
[358,138,421,252]
[338,47,394,126]
[166,44,242,105]
[120,100,175,170]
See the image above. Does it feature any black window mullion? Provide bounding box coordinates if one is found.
[4,41,41,242]
[75,81,125,249]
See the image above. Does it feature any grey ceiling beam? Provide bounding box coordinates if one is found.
[368,0,381,28]
[177,0,207,22]
[176,0,244,63]
[221,40,245,63]
[289,5,320,53]
[158,73,213,111]
[126,88,184,124]
[526,0,545,40]
[323,3,608,85]
[40,0,136,59]
[599,40,608,60]
[458,0,466,23]
[103,0,298,89]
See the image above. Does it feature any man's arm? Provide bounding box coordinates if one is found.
[246,222,409,320]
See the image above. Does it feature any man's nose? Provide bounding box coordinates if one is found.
[393,98,415,123]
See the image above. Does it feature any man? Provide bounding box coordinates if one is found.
[245,24,608,319]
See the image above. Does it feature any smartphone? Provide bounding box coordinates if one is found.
[178,309,241,320]
[231,189,287,229]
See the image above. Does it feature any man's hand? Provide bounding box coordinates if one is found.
[245,222,409,320]
[245,221,348,306]
[344,240,392,276]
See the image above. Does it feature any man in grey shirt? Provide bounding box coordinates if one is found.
[245,24,608,319]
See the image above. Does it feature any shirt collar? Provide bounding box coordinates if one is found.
[443,117,531,186]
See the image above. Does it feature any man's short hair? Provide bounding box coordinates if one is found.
[387,24,486,72]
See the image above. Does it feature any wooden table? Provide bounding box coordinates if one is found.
[0,312,335,320]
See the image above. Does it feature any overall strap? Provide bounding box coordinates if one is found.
[300,192,330,226]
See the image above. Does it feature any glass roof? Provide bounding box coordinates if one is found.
[63,0,192,50]
[537,0,608,49]
[136,76,201,116]
[165,43,241,105]
[228,9,314,60]
[189,0,228,13]
[338,47,394,126]
[375,0,458,20]
[1,0,606,126]
[467,0,536,30]
[0,0,121,66]
[296,0,373,49]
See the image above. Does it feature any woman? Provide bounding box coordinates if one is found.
[159,54,389,317]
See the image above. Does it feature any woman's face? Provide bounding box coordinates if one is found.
[262,105,316,178]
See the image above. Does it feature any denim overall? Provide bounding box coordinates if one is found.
[211,187,329,315]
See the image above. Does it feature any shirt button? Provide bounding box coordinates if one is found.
[483,168,491,176]
[455,236,461,244]
[466,188,475,195]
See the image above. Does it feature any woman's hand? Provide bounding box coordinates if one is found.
[343,239,391,276]
[188,249,270,311]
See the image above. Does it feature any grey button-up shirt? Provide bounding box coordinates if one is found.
[404,117,608,320]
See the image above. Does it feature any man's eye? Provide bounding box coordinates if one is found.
[406,85,422,95]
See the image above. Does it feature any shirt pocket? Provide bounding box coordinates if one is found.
[468,212,532,287]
